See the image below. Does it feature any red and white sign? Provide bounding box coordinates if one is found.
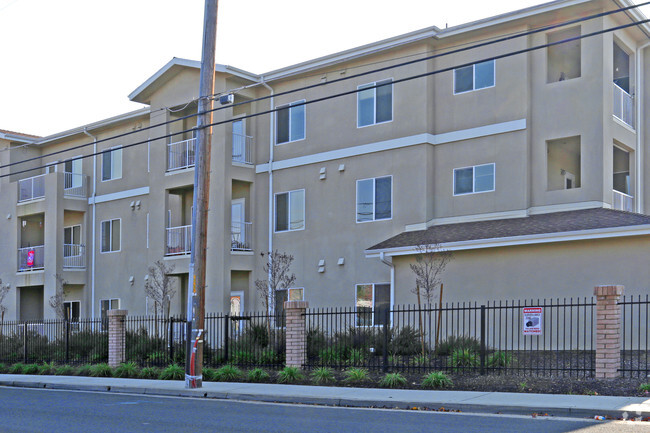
[522,307,543,335]
[26,249,35,267]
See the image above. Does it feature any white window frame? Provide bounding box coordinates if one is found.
[274,189,305,233]
[274,287,304,328]
[100,298,120,329]
[100,218,121,253]
[453,163,495,196]
[355,283,391,327]
[275,100,306,145]
[453,60,495,94]
[357,78,393,128]
[101,145,122,182]
[63,300,81,321]
[356,175,393,223]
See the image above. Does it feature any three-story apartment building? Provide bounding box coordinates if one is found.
[2,0,650,322]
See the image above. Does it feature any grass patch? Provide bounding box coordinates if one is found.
[139,366,161,380]
[89,363,113,377]
[277,366,303,384]
[379,372,407,388]
[247,368,270,383]
[422,371,452,389]
[310,367,335,384]
[114,362,139,378]
[159,364,184,381]
[53,365,75,376]
[22,364,39,375]
[215,365,244,382]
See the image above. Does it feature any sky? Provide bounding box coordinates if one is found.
[1,0,649,137]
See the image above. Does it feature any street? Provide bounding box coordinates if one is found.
[0,387,648,433]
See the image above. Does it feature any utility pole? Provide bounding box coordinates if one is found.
[186,0,218,389]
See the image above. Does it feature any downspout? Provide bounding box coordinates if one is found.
[83,128,97,319]
[261,77,274,312]
[635,41,650,213]
[379,251,394,323]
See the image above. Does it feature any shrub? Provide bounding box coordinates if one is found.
[54,365,75,376]
[640,383,650,392]
[114,362,139,378]
[347,348,367,365]
[318,347,347,365]
[37,362,55,375]
[139,366,161,380]
[247,368,270,383]
[215,365,243,382]
[379,372,407,388]
[259,349,280,365]
[231,350,255,365]
[202,367,218,382]
[343,367,369,384]
[89,363,113,377]
[310,367,335,384]
[435,335,481,356]
[75,364,93,376]
[306,327,328,359]
[487,351,514,368]
[412,354,430,366]
[390,326,422,356]
[422,371,453,389]
[9,363,25,374]
[450,349,479,369]
[22,363,39,375]
[159,364,184,380]
[0,363,6,373]
[277,366,303,384]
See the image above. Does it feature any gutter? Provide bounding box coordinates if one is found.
[379,252,395,319]
[635,40,650,213]
[83,127,97,319]
[261,77,274,313]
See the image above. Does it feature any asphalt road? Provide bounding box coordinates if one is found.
[0,387,647,433]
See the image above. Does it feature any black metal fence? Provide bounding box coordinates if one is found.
[620,295,650,378]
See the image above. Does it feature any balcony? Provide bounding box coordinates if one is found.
[613,83,634,128]
[613,190,634,212]
[231,221,252,252]
[64,173,88,199]
[18,245,44,272]
[18,174,45,203]
[167,138,196,172]
[63,244,85,268]
[166,225,192,256]
[232,133,253,165]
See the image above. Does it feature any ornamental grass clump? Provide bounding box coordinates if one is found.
[37,362,55,375]
[22,363,39,375]
[310,367,335,384]
[75,364,93,376]
[159,364,184,380]
[114,362,139,378]
[421,371,453,389]
[215,365,243,382]
[53,365,75,376]
[450,349,478,369]
[247,368,270,383]
[202,367,218,382]
[277,366,303,384]
[139,366,161,380]
[487,351,514,368]
[89,363,113,377]
[379,372,407,388]
[8,363,25,374]
[343,367,369,385]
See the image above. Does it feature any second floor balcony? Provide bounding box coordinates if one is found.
[18,174,45,202]
[166,225,192,256]
[63,173,88,199]
[18,245,44,272]
[613,189,634,212]
[613,83,634,128]
[232,133,253,165]
[18,172,88,204]
[231,221,252,252]
[63,244,86,268]
[167,138,196,172]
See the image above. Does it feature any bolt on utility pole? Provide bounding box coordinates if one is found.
[186,0,218,389]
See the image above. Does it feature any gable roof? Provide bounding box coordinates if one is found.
[367,208,650,256]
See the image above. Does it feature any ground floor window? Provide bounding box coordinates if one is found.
[100,298,120,330]
[274,288,304,327]
[63,301,80,321]
[356,283,390,326]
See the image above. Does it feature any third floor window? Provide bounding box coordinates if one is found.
[276,101,305,144]
[102,146,122,181]
[358,79,393,127]
[454,60,495,94]
[357,176,392,222]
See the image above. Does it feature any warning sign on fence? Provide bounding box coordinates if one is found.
[522,307,543,335]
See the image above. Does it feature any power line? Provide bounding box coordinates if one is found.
[2,1,647,172]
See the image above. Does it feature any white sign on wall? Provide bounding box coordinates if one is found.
[522,307,543,335]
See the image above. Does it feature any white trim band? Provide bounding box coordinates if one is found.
[88,187,149,205]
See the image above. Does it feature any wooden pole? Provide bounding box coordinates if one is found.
[435,283,444,349]
[186,0,218,389]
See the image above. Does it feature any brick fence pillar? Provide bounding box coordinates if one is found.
[108,309,128,368]
[284,300,308,368]
[593,285,624,379]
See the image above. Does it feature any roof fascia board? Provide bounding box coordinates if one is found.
[365,223,650,257]
[0,133,36,144]
[35,108,151,146]
[129,58,201,102]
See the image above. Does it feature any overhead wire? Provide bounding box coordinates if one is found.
[2,2,649,177]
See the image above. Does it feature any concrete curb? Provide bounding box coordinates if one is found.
[1,378,649,421]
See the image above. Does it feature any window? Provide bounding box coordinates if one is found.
[547,26,581,83]
[100,298,120,330]
[356,176,392,222]
[63,301,80,321]
[275,189,305,232]
[358,79,393,127]
[100,219,120,252]
[356,283,390,326]
[276,100,305,144]
[453,164,495,195]
[64,157,83,189]
[547,136,581,191]
[454,60,495,94]
[64,225,82,257]
[102,146,122,181]
[274,288,304,327]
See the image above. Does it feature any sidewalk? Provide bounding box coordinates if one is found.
[1,374,649,420]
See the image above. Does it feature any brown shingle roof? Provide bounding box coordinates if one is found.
[368,208,650,251]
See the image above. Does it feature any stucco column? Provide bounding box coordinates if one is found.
[593,285,624,379]
[108,309,127,367]
[284,300,308,368]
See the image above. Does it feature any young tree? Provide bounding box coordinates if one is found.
[0,279,10,337]
[409,243,451,355]
[48,274,67,321]
[144,260,176,326]
[254,250,296,336]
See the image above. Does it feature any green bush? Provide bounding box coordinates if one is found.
[450,349,478,369]
[247,368,270,383]
[202,367,218,382]
[114,362,139,378]
[89,363,113,377]
[347,348,367,365]
[318,347,347,364]
[277,366,303,384]
[422,371,453,389]
[159,364,184,380]
[639,383,650,392]
[259,349,281,365]
[8,363,25,374]
[436,335,481,356]
[487,351,514,368]
[68,330,108,363]
[310,367,335,384]
[0,363,6,373]
[379,372,407,388]
[54,365,75,376]
[306,327,328,359]
[390,326,422,356]
[231,350,255,365]
[22,363,39,375]
[139,366,161,379]
[215,365,243,382]
[37,362,55,375]
[343,367,369,384]
[75,364,93,376]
